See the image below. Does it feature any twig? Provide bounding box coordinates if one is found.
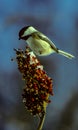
[37,113,46,130]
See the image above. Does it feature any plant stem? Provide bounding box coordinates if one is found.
[37,113,46,130]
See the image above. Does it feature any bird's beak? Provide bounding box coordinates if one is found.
[19,37,21,40]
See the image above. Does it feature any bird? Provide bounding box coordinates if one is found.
[19,26,74,59]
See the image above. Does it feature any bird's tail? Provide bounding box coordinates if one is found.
[58,50,75,59]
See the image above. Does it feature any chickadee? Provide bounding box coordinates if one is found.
[19,26,74,59]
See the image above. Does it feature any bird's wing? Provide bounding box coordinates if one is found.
[31,32,58,53]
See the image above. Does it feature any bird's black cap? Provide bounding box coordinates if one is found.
[19,26,30,40]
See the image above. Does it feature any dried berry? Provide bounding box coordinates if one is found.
[14,47,53,117]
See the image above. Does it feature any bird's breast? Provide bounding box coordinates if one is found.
[26,37,55,56]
